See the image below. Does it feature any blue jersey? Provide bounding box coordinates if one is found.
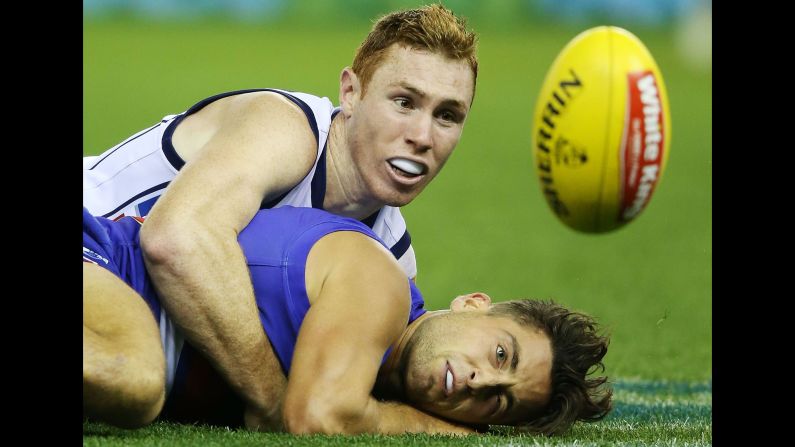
[82,208,159,315]
[83,206,426,424]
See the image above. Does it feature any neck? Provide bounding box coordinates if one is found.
[324,114,381,220]
[375,310,443,398]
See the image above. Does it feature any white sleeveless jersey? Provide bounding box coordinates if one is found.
[83,88,417,278]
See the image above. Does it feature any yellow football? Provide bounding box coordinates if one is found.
[532,26,671,233]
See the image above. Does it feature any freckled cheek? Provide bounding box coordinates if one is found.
[368,111,406,143]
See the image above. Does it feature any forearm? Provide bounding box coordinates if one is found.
[142,227,286,429]
[365,399,475,435]
[286,396,473,435]
[283,234,476,435]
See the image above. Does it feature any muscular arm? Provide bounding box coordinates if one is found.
[139,92,317,429]
[282,232,474,435]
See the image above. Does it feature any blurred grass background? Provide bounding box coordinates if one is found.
[84,0,711,383]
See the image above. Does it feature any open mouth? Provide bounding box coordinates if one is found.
[444,363,454,396]
[388,158,427,178]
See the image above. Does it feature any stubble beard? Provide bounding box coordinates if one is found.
[399,318,442,408]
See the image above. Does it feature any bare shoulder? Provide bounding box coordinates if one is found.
[173,91,317,164]
[217,91,309,126]
[165,90,319,208]
[304,230,410,321]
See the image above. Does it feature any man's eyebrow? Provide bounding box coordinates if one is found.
[510,332,519,372]
[398,82,426,98]
[506,332,519,417]
[397,82,467,111]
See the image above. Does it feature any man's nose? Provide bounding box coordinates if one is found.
[467,369,500,394]
[405,113,433,152]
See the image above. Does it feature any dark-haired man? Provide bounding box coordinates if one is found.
[83,206,612,435]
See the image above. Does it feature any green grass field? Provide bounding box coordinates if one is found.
[83,10,711,446]
[84,379,711,445]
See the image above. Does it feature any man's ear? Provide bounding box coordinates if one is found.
[339,67,360,118]
[450,292,492,312]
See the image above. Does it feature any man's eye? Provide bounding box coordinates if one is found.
[437,110,461,124]
[394,98,411,109]
[496,345,506,363]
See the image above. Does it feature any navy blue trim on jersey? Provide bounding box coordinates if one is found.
[309,109,339,209]
[310,144,327,209]
[87,123,160,170]
[160,88,320,171]
[260,191,289,210]
[361,210,380,228]
[102,182,170,218]
[161,114,187,170]
[390,230,412,260]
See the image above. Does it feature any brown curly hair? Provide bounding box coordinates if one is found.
[489,300,613,435]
